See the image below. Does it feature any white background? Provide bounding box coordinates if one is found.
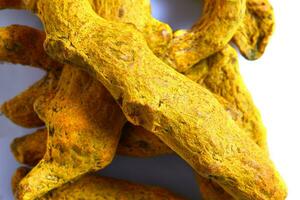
[0,0,299,199]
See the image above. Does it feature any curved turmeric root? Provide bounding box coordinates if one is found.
[0,25,62,70]
[90,0,172,57]
[11,1,286,199]
[12,167,186,200]
[185,45,267,150]
[42,175,186,200]
[11,128,47,166]
[233,0,275,60]
[15,65,126,199]
[0,25,62,127]
[11,125,172,167]
[1,69,60,128]
[165,0,246,72]
[185,45,269,199]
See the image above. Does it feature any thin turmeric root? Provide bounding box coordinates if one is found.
[11,167,186,200]
[233,0,275,60]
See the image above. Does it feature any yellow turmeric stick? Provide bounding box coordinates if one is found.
[7,1,286,199]
[233,0,275,60]
[10,125,172,167]
[89,0,172,57]
[1,69,60,128]
[185,44,267,150]
[11,167,186,200]
[2,4,172,197]
[11,128,47,166]
[185,45,269,199]
[0,25,62,127]
[165,0,246,72]
[41,175,187,200]
[15,65,126,199]
[0,25,62,70]
[165,38,270,199]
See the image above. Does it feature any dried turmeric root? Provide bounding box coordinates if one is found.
[185,45,268,199]
[1,70,60,127]
[6,0,285,199]
[185,44,267,150]
[0,25,62,70]
[165,0,246,72]
[12,167,186,200]
[0,0,286,198]
[90,0,172,57]
[233,0,275,60]
[13,65,126,199]
[11,128,47,166]
[0,25,62,127]
[10,125,172,167]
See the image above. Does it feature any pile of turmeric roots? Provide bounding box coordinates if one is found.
[0,0,287,199]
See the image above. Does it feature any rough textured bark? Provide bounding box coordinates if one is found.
[16,65,126,199]
[1,70,60,127]
[165,0,246,72]
[233,0,275,60]
[13,0,285,199]
[0,25,62,70]
[11,167,186,200]
[185,45,267,150]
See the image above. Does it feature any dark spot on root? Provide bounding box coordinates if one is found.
[118,8,125,18]
[48,126,55,136]
[3,40,22,52]
[138,140,149,149]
